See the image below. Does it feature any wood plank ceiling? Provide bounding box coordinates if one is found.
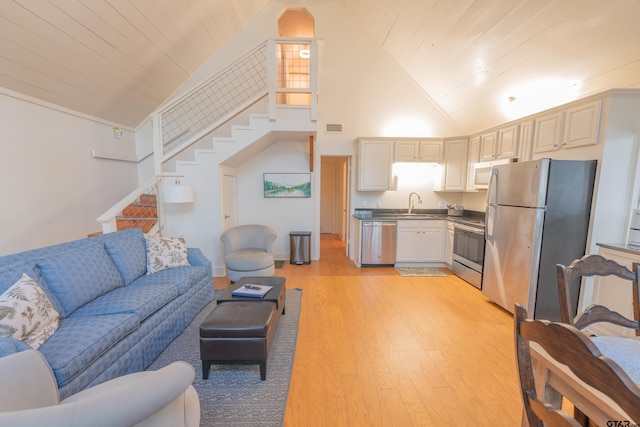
[0,0,270,128]
[1,0,639,133]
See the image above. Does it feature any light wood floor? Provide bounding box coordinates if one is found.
[216,234,523,426]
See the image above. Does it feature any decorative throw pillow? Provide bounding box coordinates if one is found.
[0,273,59,350]
[145,235,190,274]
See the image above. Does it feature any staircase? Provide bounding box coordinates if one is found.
[115,194,158,233]
[96,38,318,237]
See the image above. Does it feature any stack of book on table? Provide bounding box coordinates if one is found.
[231,284,273,298]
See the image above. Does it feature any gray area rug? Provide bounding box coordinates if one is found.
[395,267,447,277]
[148,288,302,427]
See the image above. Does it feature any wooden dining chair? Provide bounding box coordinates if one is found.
[515,304,640,427]
[556,254,640,335]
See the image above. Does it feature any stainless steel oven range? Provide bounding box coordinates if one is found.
[452,220,485,289]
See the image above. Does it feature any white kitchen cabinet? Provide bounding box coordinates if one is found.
[478,132,497,161]
[438,138,468,192]
[518,120,533,161]
[532,100,602,154]
[445,221,455,268]
[466,136,481,191]
[394,139,443,162]
[479,125,519,160]
[532,111,565,154]
[496,125,519,158]
[579,245,640,338]
[563,100,602,149]
[356,139,394,191]
[396,220,445,263]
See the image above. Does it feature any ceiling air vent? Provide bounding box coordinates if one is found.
[325,123,343,133]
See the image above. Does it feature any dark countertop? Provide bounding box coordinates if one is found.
[596,242,640,256]
[353,208,485,228]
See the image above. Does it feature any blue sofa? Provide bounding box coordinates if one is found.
[0,228,214,399]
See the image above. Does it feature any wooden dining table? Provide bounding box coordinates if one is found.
[521,342,633,426]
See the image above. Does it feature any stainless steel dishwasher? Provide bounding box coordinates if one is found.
[361,221,397,266]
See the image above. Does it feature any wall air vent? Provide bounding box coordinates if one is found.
[325,123,343,133]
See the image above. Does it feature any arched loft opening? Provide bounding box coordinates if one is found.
[275,8,315,106]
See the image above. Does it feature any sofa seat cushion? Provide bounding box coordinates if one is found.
[224,249,274,271]
[70,282,179,322]
[38,244,125,317]
[131,266,209,295]
[104,238,147,285]
[38,313,139,387]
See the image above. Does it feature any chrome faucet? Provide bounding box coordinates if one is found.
[408,192,422,214]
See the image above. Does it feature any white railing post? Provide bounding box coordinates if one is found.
[267,39,276,120]
[152,113,163,175]
[101,218,117,234]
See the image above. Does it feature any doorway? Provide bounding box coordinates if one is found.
[320,156,350,257]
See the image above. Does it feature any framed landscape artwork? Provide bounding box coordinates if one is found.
[263,173,311,198]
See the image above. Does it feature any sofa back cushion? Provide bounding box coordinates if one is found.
[104,238,147,285]
[0,262,64,316]
[38,243,124,317]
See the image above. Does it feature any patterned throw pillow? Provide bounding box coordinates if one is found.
[0,273,59,350]
[144,235,190,274]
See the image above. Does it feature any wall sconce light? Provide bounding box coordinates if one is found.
[162,176,194,204]
[299,48,310,58]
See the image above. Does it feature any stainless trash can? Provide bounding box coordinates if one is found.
[289,231,311,265]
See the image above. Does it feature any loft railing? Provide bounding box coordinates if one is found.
[98,38,317,234]
[153,38,318,171]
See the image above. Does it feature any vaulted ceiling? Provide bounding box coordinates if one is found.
[1,0,639,133]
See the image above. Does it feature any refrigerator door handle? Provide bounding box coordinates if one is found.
[485,204,494,242]
[487,168,498,206]
[484,168,498,242]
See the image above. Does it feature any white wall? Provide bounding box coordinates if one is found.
[0,92,138,256]
[237,140,313,260]
[353,162,463,210]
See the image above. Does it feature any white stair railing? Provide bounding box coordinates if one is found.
[97,38,318,234]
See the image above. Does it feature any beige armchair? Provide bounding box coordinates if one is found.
[221,224,277,282]
[0,350,200,427]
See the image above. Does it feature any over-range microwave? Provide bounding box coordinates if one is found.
[473,158,518,189]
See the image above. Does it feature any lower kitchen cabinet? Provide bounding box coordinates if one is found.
[396,220,445,263]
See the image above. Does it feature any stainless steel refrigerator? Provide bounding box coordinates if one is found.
[482,158,597,321]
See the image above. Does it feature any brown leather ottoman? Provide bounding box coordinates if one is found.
[200,300,280,381]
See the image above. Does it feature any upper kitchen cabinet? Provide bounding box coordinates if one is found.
[394,139,443,162]
[466,136,481,192]
[438,138,469,192]
[563,100,602,149]
[478,132,497,161]
[356,138,394,191]
[518,120,534,162]
[479,125,519,161]
[532,99,602,154]
[532,110,565,153]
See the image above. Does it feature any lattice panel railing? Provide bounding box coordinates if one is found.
[160,43,268,157]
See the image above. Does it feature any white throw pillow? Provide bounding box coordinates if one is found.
[0,273,59,349]
[145,235,190,274]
